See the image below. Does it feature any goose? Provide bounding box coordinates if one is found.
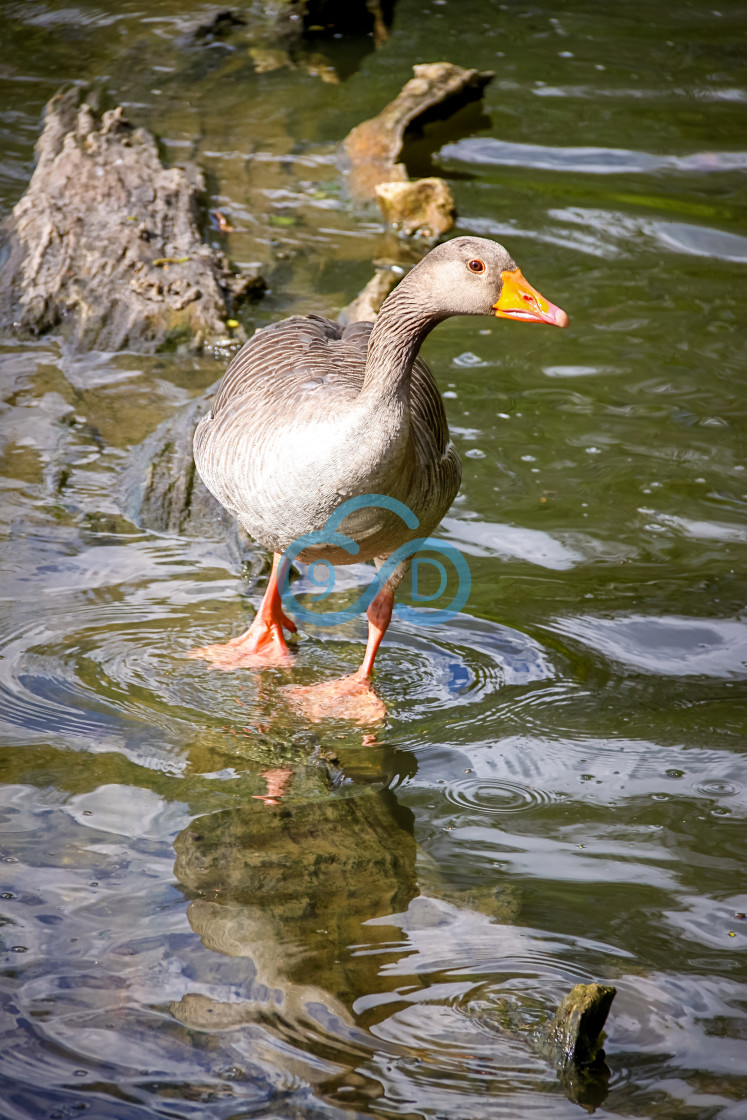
[189,236,567,720]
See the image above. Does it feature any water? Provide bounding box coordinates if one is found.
[1,1,745,1117]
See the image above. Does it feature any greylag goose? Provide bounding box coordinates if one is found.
[190,236,567,720]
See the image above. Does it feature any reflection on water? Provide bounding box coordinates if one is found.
[171,788,419,1088]
[1,0,746,1117]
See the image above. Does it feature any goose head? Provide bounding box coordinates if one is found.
[407,236,569,328]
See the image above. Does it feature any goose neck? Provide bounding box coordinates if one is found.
[361,281,443,403]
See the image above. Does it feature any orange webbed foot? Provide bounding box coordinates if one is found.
[188,552,295,669]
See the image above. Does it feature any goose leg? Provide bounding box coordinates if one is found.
[188,553,296,669]
[283,584,392,723]
[359,583,394,679]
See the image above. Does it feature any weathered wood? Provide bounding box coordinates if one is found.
[0,88,265,353]
[544,982,617,1069]
[375,177,456,239]
[539,982,617,1110]
[341,62,494,199]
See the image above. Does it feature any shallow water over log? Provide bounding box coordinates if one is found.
[0,2,745,1118]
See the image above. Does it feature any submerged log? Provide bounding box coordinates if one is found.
[342,62,494,200]
[539,982,617,1110]
[0,88,265,353]
[544,982,617,1069]
[472,979,616,1109]
[191,9,247,41]
[120,383,239,542]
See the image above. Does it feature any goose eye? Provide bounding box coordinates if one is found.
[467,259,486,274]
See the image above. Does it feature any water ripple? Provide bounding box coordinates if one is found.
[444,777,555,816]
[545,613,747,679]
[439,137,747,175]
[691,778,742,798]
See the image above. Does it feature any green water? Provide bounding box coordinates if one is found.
[0,2,745,1117]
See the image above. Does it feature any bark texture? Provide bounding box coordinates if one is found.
[0,88,264,352]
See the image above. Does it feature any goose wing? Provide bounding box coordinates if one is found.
[211,315,369,417]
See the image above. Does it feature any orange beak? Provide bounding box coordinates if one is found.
[493,268,569,328]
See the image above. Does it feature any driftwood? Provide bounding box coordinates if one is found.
[544,982,617,1069]
[341,61,494,203]
[375,177,456,239]
[538,982,617,1110]
[0,88,264,353]
[472,979,616,1109]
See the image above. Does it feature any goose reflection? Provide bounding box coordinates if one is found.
[173,778,418,1020]
[170,740,605,1110]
